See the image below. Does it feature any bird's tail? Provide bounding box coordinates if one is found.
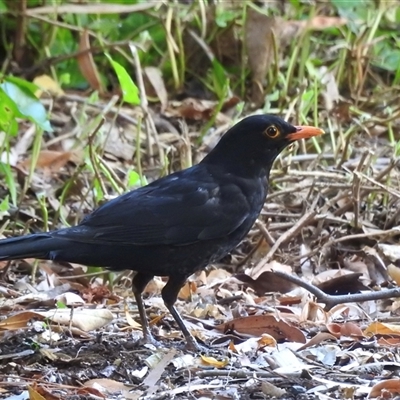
[0,233,60,261]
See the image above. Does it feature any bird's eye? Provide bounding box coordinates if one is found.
[265,125,279,138]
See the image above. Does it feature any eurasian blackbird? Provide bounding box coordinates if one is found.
[0,115,323,350]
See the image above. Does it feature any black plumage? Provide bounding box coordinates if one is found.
[0,115,323,350]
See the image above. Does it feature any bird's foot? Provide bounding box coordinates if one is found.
[140,331,163,348]
[183,334,209,353]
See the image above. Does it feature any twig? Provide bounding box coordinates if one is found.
[333,157,399,217]
[272,270,400,311]
[351,150,371,228]
[255,220,275,246]
[23,3,156,15]
[236,236,264,268]
[374,157,399,182]
[282,169,348,181]
[264,197,318,263]
[330,226,400,243]
[291,226,400,262]
[266,182,315,200]
[357,171,400,199]
[196,370,281,379]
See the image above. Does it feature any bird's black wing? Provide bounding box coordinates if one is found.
[54,165,253,246]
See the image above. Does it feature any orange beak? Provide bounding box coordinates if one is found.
[287,126,324,141]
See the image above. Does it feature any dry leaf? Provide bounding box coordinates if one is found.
[376,337,400,346]
[245,8,276,105]
[320,66,340,111]
[364,321,400,336]
[37,308,113,331]
[379,243,400,262]
[281,16,347,38]
[261,381,286,398]
[54,292,85,307]
[369,379,400,398]
[205,269,231,286]
[250,259,293,278]
[270,347,305,372]
[302,301,326,323]
[234,271,297,295]
[165,97,238,125]
[144,66,168,111]
[19,150,75,172]
[83,378,132,394]
[316,272,368,295]
[0,311,44,330]
[298,332,338,350]
[201,355,229,368]
[326,323,342,338]
[178,281,197,300]
[388,264,400,285]
[341,321,364,337]
[33,74,65,97]
[77,29,104,94]
[230,335,276,354]
[258,333,277,347]
[143,350,176,395]
[103,121,135,161]
[124,304,142,330]
[28,386,46,400]
[216,314,306,343]
[306,16,347,30]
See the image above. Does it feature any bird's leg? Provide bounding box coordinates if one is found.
[161,275,200,352]
[132,272,155,344]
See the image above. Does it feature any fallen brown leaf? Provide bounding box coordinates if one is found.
[19,150,76,172]
[216,314,306,343]
[165,97,237,125]
[0,311,44,330]
[235,271,297,295]
[369,378,400,398]
[316,272,368,295]
[298,332,338,351]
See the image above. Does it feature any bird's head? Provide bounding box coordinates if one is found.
[202,114,324,176]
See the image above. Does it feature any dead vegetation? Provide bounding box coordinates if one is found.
[1,1,400,399]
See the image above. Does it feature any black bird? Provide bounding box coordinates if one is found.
[0,115,323,350]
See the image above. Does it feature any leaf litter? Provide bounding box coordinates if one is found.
[2,6,400,400]
[2,104,400,399]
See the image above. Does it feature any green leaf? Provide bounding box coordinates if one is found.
[0,0,7,13]
[331,0,373,27]
[127,169,140,187]
[5,75,39,94]
[0,88,19,135]
[105,53,140,105]
[0,80,53,132]
[93,178,104,203]
[373,40,400,72]
[215,9,237,28]
[56,301,67,309]
[0,195,9,213]
[211,59,229,99]
[0,163,17,206]
[59,73,70,86]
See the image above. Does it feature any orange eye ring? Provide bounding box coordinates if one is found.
[265,125,279,138]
